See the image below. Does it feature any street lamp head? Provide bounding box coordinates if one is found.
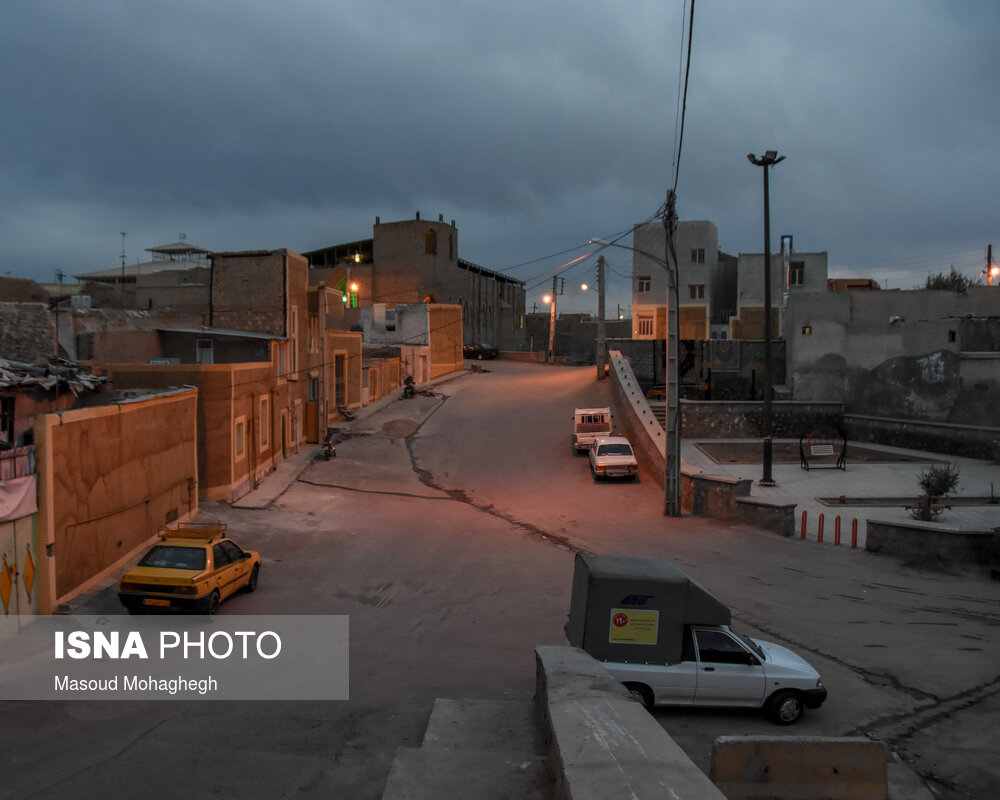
[588,238,611,246]
[748,151,786,167]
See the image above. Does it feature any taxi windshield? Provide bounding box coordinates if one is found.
[138,545,206,571]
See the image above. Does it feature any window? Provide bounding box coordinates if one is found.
[308,377,319,402]
[637,316,654,337]
[234,417,246,459]
[425,229,437,255]
[221,540,245,562]
[308,316,318,353]
[213,543,231,568]
[689,284,705,299]
[695,630,756,665]
[259,396,270,450]
[289,308,299,378]
[196,339,214,365]
[691,248,705,264]
[789,261,805,286]
[0,397,13,448]
[276,341,286,382]
[637,275,651,293]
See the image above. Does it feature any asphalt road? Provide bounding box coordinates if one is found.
[3,360,997,800]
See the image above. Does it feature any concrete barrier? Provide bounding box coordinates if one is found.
[710,735,888,800]
[865,518,999,568]
[536,644,728,800]
[609,351,797,534]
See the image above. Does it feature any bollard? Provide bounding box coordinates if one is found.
[800,510,807,539]
[852,518,858,548]
[817,513,825,543]
[835,516,841,546]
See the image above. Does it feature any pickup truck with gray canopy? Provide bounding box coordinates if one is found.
[565,554,827,724]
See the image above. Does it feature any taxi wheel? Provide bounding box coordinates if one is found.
[246,564,260,593]
[205,591,221,618]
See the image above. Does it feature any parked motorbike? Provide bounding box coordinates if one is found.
[322,432,337,460]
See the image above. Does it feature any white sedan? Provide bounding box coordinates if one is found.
[589,436,639,481]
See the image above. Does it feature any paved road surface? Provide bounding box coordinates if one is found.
[3,360,997,800]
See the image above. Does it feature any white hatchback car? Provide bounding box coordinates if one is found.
[589,436,639,481]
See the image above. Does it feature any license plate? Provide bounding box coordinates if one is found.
[143,598,171,607]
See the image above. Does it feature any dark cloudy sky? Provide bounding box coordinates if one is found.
[2,1,997,315]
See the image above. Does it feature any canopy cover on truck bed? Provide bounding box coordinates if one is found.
[565,554,731,664]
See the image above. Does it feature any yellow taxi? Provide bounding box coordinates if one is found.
[118,524,261,615]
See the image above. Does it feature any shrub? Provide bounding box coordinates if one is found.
[911,463,960,521]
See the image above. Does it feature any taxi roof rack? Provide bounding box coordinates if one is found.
[159,522,228,541]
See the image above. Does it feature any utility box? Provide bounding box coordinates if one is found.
[565,554,731,665]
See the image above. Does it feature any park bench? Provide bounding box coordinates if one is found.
[799,425,847,471]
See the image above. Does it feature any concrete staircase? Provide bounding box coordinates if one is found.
[647,400,666,429]
[380,698,553,800]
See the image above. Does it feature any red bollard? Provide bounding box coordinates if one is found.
[835,516,841,546]
[851,519,858,548]
[817,514,825,543]
[800,510,807,539]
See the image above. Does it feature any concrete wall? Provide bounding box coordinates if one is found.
[681,400,844,439]
[0,302,56,362]
[103,361,303,503]
[428,304,463,379]
[536,645,728,800]
[211,249,308,337]
[34,388,199,611]
[785,287,1000,424]
[865,519,999,570]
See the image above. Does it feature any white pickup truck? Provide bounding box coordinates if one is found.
[606,623,827,724]
[572,407,613,453]
[565,554,827,725]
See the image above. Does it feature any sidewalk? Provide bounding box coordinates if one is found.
[682,437,1000,546]
[231,370,468,510]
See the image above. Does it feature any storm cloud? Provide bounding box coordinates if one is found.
[2,1,996,314]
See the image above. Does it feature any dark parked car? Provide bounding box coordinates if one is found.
[463,342,499,360]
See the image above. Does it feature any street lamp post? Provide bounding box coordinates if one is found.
[747,150,785,487]
[590,236,681,517]
[596,255,606,379]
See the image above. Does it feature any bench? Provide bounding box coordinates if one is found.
[799,426,847,470]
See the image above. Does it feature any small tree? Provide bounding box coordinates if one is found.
[924,267,974,293]
[911,463,960,521]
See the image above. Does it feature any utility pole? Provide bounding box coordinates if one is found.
[596,255,606,379]
[547,275,558,362]
[663,192,681,516]
[119,232,127,309]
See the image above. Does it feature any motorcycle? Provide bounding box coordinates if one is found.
[402,376,415,399]
[322,431,337,460]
